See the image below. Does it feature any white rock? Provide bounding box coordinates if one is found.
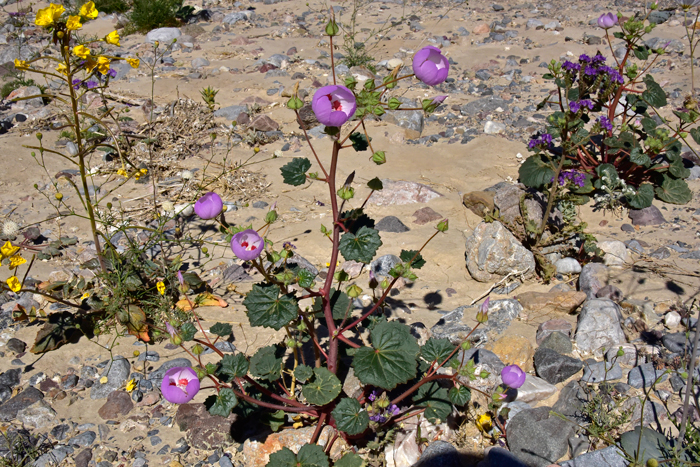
[145,27,181,44]
[515,374,558,403]
[554,257,582,274]
[386,58,404,70]
[665,311,681,328]
[384,415,453,467]
[17,400,57,428]
[484,120,506,134]
[598,240,629,268]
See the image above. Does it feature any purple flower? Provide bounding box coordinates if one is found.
[311,85,357,127]
[107,68,117,78]
[72,79,82,90]
[368,390,378,402]
[580,99,594,110]
[569,101,581,113]
[369,414,387,423]
[412,46,450,86]
[161,367,200,404]
[177,271,184,286]
[166,322,177,337]
[579,54,592,64]
[592,54,606,64]
[584,65,597,76]
[501,364,526,389]
[598,116,613,131]
[194,192,223,220]
[231,229,263,261]
[388,404,400,416]
[541,133,552,144]
[431,95,448,106]
[481,297,490,313]
[85,80,98,89]
[597,12,618,29]
[557,170,587,187]
[562,61,581,73]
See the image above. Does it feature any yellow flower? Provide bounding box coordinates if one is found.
[73,45,90,59]
[80,292,90,300]
[79,1,99,19]
[99,376,108,384]
[95,56,110,75]
[105,30,120,46]
[475,413,493,433]
[125,379,137,392]
[13,59,28,69]
[35,3,65,27]
[140,168,148,174]
[126,57,139,68]
[66,15,82,31]
[8,255,26,270]
[0,241,19,259]
[6,276,21,293]
[56,63,67,75]
[156,281,166,295]
[116,168,127,177]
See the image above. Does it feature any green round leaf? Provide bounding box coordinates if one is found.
[519,155,555,189]
[294,364,313,383]
[420,338,456,364]
[399,250,426,269]
[334,452,364,467]
[216,353,249,381]
[642,74,667,108]
[352,321,419,390]
[626,183,654,210]
[332,398,369,435]
[204,388,238,417]
[413,381,451,424]
[266,444,329,467]
[180,322,197,341]
[243,284,298,330]
[301,367,342,406]
[339,226,382,264]
[280,158,312,186]
[313,288,351,320]
[209,322,233,337]
[655,178,692,204]
[448,386,472,406]
[249,345,282,381]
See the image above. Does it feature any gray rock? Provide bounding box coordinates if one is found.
[648,10,672,24]
[148,358,193,386]
[276,254,319,276]
[568,434,589,458]
[145,28,181,44]
[559,446,627,467]
[506,406,574,467]
[662,332,694,353]
[574,299,625,356]
[526,19,544,29]
[370,254,401,281]
[625,240,645,255]
[534,348,582,384]
[555,257,581,274]
[0,44,37,66]
[5,338,26,354]
[367,179,442,206]
[430,306,478,345]
[375,216,409,233]
[0,369,21,388]
[650,246,671,260]
[0,387,44,421]
[414,441,460,467]
[464,221,536,283]
[460,348,505,374]
[191,57,209,68]
[68,431,96,447]
[484,299,523,335]
[552,381,589,424]
[475,69,492,80]
[213,105,247,121]
[596,284,623,302]
[90,357,130,400]
[539,331,573,354]
[460,96,509,116]
[33,446,74,467]
[137,351,160,362]
[628,363,668,388]
[580,361,622,383]
[578,263,608,299]
[515,375,558,404]
[629,205,666,226]
[484,447,529,466]
[598,240,629,267]
[536,319,572,345]
[222,10,255,25]
[382,97,424,138]
[17,400,57,428]
[605,344,640,367]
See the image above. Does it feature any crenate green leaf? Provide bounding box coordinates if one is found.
[689,127,700,145]
[449,386,472,406]
[334,452,365,467]
[332,398,369,435]
[296,269,316,289]
[339,226,382,264]
[519,156,555,189]
[669,158,691,179]
[642,74,667,108]
[249,345,282,381]
[352,321,419,390]
[412,381,451,424]
[243,284,298,330]
[313,288,352,320]
[301,367,342,406]
[266,444,329,467]
[180,322,197,341]
[626,183,654,210]
[280,158,312,186]
[204,388,238,417]
[209,322,232,337]
[216,353,249,381]
[367,177,383,191]
[294,364,313,383]
[421,338,456,364]
[629,148,652,167]
[655,178,692,204]
[641,117,658,134]
[399,249,426,269]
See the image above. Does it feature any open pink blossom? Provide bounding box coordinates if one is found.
[161,367,200,404]
[194,192,223,220]
[231,229,263,261]
[311,85,357,127]
[412,46,449,86]
[597,13,618,29]
[501,364,526,389]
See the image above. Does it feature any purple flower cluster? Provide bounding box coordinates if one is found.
[562,54,623,85]
[72,79,98,90]
[569,99,594,113]
[369,404,400,423]
[597,116,613,131]
[528,133,553,149]
[552,170,587,187]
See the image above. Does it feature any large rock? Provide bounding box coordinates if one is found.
[98,390,134,420]
[0,387,44,421]
[430,306,477,345]
[384,415,452,467]
[515,374,558,404]
[574,299,626,356]
[90,357,130,400]
[367,180,442,206]
[16,400,56,428]
[629,205,666,226]
[559,446,627,467]
[8,86,44,109]
[485,335,534,372]
[414,441,460,467]
[145,27,181,44]
[578,263,608,299]
[598,240,629,268]
[464,221,536,282]
[506,406,575,467]
[483,299,523,337]
[462,191,495,218]
[222,10,255,25]
[516,291,586,314]
[382,98,424,138]
[533,348,582,384]
[176,403,238,450]
[242,425,346,466]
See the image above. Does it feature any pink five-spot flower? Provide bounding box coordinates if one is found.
[161,367,200,404]
[597,13,618,29]
[194,192,224,220]
[501,364,526,389]
[412,46,449,86]
[231,229,263,261]
[311,85,357,127]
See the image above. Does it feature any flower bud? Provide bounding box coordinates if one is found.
[287,96,303,110]
[265,210,278,223]
[201,246,208,254]
[436,218,449,232]
[647,459,658,467]
[55,193,63,200]
[372,151,386,165]
[380,278,389,289]
[479,370,490,379]
[347,284,362,298]
[616,346,625,357]
[325,19,339,36]
[36,133,42,140]
[337,186,355,200]
[57,31,64,38]
[171,334,182,346]
[286,338,296,348]
[461,341,471,351]
[476,311,488,324]
[192,343,204,355]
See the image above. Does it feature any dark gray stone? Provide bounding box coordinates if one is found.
[147,358,192,386]
[534,348,582,384]
[580,361,622,383]
[507,406,574,467]
[485,447,528,466]
[51,424,70,440]
[68,431,96,447]
[629,205,666,226]
[552,381,589,424]
[0,369,21,388]
[578,263,608,299]
[430,306,479,345]
[375,216,409,233]
[5,338,26,354]
[662,332,694,353]
[559,446,627,467]
[459,348,505,374]
[595,284,623,302]
[370,254,401,281]
[461,96,509,116]
[33,445,74,467]
[0,387,44,421]
[414,441,460,467]
[382,97,424,138]
[650,247,671,260]
[539,331,572,354]
[627,363,668,388]
[90,357,130,400]
[137,351,160,362]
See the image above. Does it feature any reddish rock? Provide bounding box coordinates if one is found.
[98,391,134,420]
[473,23,490,34]
[259,63,277,73]
[137,392,160,406]
[240,96,271,106]
[516,291,587,315]
[412,206,443,225]
[242,426,347,466]
[175,403,238,450]
[248,115,279,132]
[629,205,666,226]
